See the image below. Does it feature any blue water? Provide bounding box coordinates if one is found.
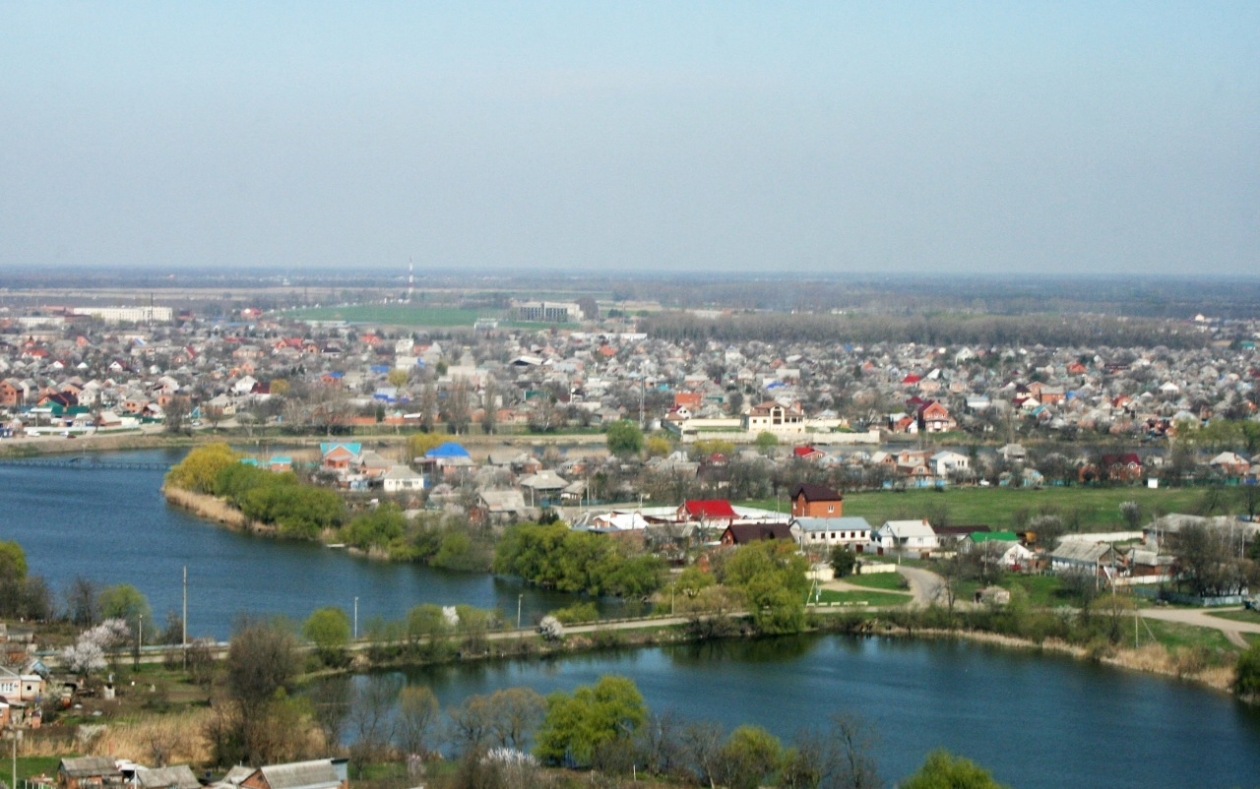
[0,449,583,638]
[372,634,1260,789]
[4,449,1260,787]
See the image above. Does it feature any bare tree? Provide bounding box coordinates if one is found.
[348,674,403,767]
[395,685,441,757]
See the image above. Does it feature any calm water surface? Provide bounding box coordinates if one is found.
[3,450,1260,787]
[361,635,1260,789]
[0,449,584,637]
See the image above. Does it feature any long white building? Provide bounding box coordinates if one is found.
[72,306,173,323]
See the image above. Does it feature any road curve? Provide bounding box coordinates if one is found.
[898,565,946,608]
[1140,606,1260,649]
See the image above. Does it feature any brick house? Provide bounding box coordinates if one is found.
[790,483,843,518]
[917,400,956,433]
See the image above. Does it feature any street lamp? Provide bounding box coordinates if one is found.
[353,597,359,641]
[517,594,523,630]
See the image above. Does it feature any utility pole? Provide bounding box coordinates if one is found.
[517,594,523,630]
[182,565,188,669]
[354,597,359,640]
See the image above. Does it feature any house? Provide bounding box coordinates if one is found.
[135,767,201,789]
[1100,453,1144,483]
[381,465,425,493]
[792,445,826,462]
[917,400,956,433]
[742,401,806,434]
[929,450,970,478]
[1050,541,1119,577]
[960,532,1035,570]
[475,489,531,523]
[873,519,939,554]
[238,760,347,789]
[720,522,794,546]
[790,483,844,518]
[677,499,738,524]
[998,443,1027,463]
[519,470,569,505]
[791,516,872,551]
[1209,452,1250,477]
[58,757,120,789]
[320,442,361,470]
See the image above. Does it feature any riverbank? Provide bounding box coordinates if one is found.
[864,623,1238,694]
[161,485,277,535]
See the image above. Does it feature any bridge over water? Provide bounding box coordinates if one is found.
[0,456,169,471]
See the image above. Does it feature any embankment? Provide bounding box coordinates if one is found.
[162,485,276,536]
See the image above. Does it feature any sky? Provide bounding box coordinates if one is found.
[1,2,1258,277]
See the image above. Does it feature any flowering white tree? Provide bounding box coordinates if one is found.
[62,618,131,678]
[61,639,106,676]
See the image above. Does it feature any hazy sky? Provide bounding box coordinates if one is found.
[2,2,1257,276]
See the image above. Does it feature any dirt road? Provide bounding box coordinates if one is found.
[898,565,946,607]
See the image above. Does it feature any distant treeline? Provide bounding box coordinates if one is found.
[641,310,1211,349]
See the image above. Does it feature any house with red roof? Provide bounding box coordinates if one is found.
[917,400,955,433]
[792,445,825,463]
[677,499,738,523]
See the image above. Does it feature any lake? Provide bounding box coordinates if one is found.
[0,449,586,637]
[3,448,1260,786]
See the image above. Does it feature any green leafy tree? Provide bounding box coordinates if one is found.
[754,431,779,452]
[829,544,858,578]
[165,443,239,494]
[721,540,810,633]
[535,675,647,766]
[901,749,1009,789]
[0,541,28,582]
[494,522,662,597]
[303,607,352,657]
[606,420,645,457]
[715,725,783,789]
[1234,643,1260,701]
[98,584,151,635]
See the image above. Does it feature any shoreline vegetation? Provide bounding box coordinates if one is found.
[155,446,1256,701]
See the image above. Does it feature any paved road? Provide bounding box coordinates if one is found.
[1140,606,1260,648]
[898,565,946,607]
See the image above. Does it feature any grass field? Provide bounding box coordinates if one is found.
[1207,608,1260,625]
[287,305,486,326]
[17,756,65,782]
[740,486,1208,532]
[1141,618,1243,654]
[815,589,910,606]
[845,573,911,592]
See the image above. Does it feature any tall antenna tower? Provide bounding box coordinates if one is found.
[407,259,414,303]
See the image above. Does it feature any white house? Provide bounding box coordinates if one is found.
[930,450,970,478]
[873,519,939,554]
[791,516,873,551]
[381,465,425,493]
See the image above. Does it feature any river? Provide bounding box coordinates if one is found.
[3,449,1260,786]
[0,449,589,637]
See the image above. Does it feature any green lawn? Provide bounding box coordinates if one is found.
[1141,618,1244,654]
[814,589,910,606]
[739,487,1206,532]
[844,572,911,592]
[1207,608,1260,625]
[17,756,65,783]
